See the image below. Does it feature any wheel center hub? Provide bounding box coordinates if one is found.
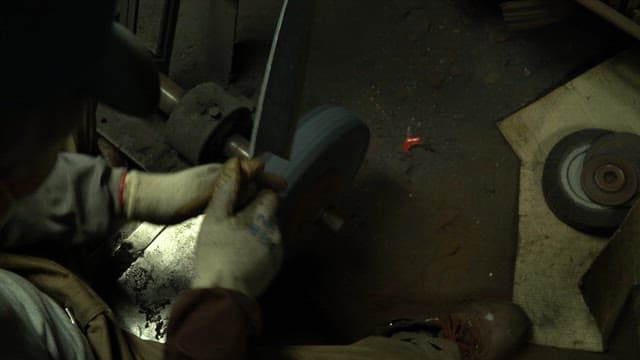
[595,164,626,193]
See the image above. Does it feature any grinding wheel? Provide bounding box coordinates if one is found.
[543,129,631,236]
[265,106,370,246]
[581,132,640,207]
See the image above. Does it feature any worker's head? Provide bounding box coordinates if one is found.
[0,1,159,223]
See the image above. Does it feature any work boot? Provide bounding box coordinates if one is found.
[384,302,531,360]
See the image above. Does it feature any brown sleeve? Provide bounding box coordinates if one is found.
[164,288,262,360]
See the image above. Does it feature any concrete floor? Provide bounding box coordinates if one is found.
[167,0,636,358]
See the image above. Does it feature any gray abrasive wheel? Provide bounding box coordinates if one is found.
[265,106,370,246]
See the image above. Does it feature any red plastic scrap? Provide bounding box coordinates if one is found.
[403,136,424,153]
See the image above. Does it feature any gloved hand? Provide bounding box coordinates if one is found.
[191,158,283,298]
[119,162,285,225]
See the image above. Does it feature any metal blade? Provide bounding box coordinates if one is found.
[249,0,315,159]
[122,222,167,256]
[108,222,167,279]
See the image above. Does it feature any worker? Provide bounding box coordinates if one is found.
[0,1,531,359]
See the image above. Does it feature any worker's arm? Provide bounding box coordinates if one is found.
[120,160,285,225]
[0,153,124,254]
[165,158,283,359]
[0,152,223,247]
[0,152,284,261]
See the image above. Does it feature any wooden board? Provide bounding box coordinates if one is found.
[582,202,640,349]
[500,0,573,30]
[498,48,640,351]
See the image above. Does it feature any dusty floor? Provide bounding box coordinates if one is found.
[166,0,637,358]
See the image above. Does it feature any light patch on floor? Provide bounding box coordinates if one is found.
[499,48,640,351]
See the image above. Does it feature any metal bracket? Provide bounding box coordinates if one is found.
[117,0,180,73]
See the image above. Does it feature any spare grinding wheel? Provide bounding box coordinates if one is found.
[581,132,640,207]
[543,129,632,236]
[265,106,370,249]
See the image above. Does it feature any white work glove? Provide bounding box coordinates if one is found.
[120,164,221,224]
[191,158,283,298]
[119,163,285,225]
